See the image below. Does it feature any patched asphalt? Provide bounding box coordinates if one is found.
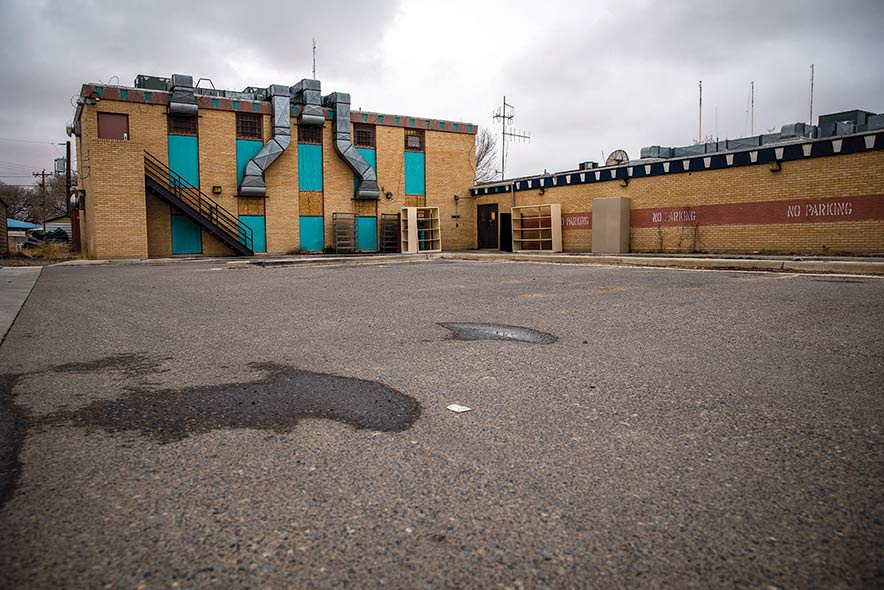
[0,260,882,589]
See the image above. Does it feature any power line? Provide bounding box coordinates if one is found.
[0,137,61,145]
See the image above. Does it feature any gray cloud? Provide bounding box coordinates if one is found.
[0,0,881,189]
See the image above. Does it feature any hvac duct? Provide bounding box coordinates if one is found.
[239,84,291,197]
[322,92,380,200]
[291,79,325,127]
[168,74,198,116]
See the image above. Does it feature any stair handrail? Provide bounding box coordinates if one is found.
[143,151,253,251]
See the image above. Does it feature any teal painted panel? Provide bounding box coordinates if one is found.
[168,135,200,187]
[298,144,323,191]
[236,139,263,186]
[299,216,324,251]
[171,215,202,254]
[239,215,266,253]
[354,147,376,190]
[357,217,377,252]
[404,151,425,195]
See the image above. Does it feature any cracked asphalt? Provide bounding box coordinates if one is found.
[0,260,882,589]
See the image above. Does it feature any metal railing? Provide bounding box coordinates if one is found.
[143,151,253,251]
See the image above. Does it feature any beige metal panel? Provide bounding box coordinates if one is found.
[591,197,631,253]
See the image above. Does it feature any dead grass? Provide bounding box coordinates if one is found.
[1,243,79,266]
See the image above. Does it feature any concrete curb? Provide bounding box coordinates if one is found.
[437,253,884,275]
[0,267,42,346]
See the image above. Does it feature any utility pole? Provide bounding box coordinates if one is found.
[33,168,49,232]
[492,96,530,181]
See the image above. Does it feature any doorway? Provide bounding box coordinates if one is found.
[477,204,498,249]
[499,213,512,252]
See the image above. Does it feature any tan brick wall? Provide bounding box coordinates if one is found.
[87,140,149,258]
[322,122,353,249]
[472,150,884,254]
[426,131,477,250]
[264,116,298,254]
[146,193,171,258]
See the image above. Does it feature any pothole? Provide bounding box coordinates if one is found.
[438,322,557,344]
[37,362,421,444]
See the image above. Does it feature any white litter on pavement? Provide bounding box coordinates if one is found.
[447,404,472,413]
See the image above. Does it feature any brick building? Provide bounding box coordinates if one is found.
[69,73,883,258]
[70,74,478,258]
[472,110,884,255]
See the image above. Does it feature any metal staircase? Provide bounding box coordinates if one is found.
[143,151,253,256]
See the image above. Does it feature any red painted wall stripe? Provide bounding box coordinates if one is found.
[630,194,884,228]
[558,195,884,230]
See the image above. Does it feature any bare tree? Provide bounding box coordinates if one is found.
[475,128,498,183]
[0,174,72,223]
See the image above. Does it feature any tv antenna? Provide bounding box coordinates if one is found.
[809,63,814,124]
[312,38,317,79]
[493,96,530,180]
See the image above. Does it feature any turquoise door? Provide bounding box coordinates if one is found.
[171,215,202,254]
[299,216,324,251]
[404,151,425,195]
[356,217,377,251]
[239,215,266,253]
[168,135,200,187]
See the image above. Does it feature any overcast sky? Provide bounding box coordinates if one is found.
[1,0,882,188]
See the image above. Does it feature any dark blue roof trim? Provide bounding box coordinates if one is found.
[470,131,884,197]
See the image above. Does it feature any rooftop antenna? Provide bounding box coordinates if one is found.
[493,96,530,180]
[750,80,755,135]
[809,63,815,124]
[698,80,703,143]
[312,38,317,79]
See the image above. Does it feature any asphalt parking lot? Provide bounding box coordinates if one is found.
[1,260,882,589]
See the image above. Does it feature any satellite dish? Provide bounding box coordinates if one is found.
[605,149,629,166]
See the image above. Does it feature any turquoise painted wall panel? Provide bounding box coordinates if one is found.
[170,215,202,254]
[298,144,323,191]
[354,147,377,189]
[404,151,425,195]
[356,216,378,252]
[168,135,200,187]
[299,216,324,251]
[239,215,266,253]
[236,139,263,186]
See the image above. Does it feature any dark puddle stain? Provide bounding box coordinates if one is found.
[38,362,421,444]
[0,356,420,507]
[439,322,557,344]
[0,374,28,509]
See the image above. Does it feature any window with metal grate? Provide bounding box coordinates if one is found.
[236,113,263,140]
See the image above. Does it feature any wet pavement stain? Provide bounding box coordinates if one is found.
[0,356,420,506]
[38,362,421,444]
[438,322,557,344]
[0,374,28,508]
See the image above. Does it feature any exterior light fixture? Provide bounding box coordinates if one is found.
[212,185,222,194]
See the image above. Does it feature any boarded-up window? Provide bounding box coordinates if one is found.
[297,125,322,144]
[97,113,129,140]
[168,114,197,136]
[236,113,262,140]
[354,124,375,148]
[405,128,424,152]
